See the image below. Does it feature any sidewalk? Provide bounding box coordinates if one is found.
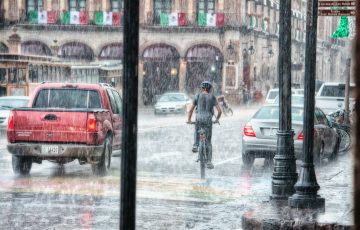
[242,152,353,229]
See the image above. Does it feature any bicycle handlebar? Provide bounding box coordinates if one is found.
[187,121,220,125]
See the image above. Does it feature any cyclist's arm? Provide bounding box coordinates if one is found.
[187,104,196,123]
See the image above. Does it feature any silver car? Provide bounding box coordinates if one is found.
[0,96,30,133]
[154,92,192,115]
[242,104,340,167]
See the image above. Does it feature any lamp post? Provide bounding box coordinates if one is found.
[288,0,325,210]
[271,0,298,200]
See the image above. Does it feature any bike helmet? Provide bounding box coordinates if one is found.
[201,81,212,90]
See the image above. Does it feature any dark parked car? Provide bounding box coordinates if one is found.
[242,104,340,167]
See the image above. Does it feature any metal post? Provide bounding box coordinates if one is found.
[288,0,325,209]
[344,58,351,124]
[271,0,298,200]
[120,0,139,229]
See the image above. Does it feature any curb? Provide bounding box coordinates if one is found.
[241,201,352,229]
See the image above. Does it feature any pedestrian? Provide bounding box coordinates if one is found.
[187,81,222,169]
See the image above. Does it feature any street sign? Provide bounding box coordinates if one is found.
[318,9,355,16]
[319,1,355,7]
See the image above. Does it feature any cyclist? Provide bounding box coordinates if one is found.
[187,81,222,169]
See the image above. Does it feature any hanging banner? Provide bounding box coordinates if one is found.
[318,0,355,16]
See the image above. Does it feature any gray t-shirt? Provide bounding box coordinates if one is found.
[194,93,218,122]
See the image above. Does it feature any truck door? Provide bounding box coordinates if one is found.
[106,88,122,151]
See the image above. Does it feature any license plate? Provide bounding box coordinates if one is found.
[41,145,59,154]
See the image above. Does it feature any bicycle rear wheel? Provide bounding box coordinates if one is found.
[198,143,206,179]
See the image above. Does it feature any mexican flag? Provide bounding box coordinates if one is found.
[160,12,187,26]
[94,11,122,26]
[250,16,257,29]
[198,13,224,27]
[69,11,89,25]
[28,10,56,24]
[38,11,47,24]
[61,11,70,24]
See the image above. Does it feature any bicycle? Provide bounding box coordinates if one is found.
[189,120,219,179]
[327,109,352,153]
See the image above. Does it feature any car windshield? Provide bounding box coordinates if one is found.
[320,85,355,97]
[254,106,304,122]
[267,91,278,99]
[0,98,29,109]
[274,95,304,105]
[158,94,186,102]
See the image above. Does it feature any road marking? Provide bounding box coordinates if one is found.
[214,157,241,166]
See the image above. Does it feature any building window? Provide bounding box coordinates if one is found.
[111,0,123,12]
[69,0,86,11]
[197,0,215,14]
[153,0,172,24]
[27,0,44,12]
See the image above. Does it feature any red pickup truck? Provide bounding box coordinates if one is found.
[7,83,122,176]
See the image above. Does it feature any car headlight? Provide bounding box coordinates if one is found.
[175,104,184,108]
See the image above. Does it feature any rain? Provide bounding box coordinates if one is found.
[0,0,356,229]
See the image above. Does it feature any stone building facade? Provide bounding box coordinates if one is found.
[0,0,349,104]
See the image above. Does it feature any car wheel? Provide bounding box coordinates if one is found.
[12,156,32,175]
[92,137,112,176]
[329,136,340,161]
[314,142,324,165]
[242,152,255,168]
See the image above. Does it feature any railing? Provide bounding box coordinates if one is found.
[6,10,124,27]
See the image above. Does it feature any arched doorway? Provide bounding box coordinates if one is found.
[185,44,223,95]
[99,43,123,60]
[58,42,94,61]
[21,40,52,56]
[142,44,180,105]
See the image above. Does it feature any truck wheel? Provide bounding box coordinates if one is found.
[92,137,112,176]
[12,156,32,175]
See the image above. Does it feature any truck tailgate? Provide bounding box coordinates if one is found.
[12,110,88,143]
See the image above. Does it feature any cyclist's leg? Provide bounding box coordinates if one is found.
[204,123,214,169]
[192,122,200,152]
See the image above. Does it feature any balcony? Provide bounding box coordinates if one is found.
[4,10,124,32]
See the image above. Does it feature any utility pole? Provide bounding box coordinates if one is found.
[271,0,298,200]
[120,0,139,229]
[288,0,325,209]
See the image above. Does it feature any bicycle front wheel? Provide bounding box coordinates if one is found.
[338,128,351,153]
[198,143,206,179]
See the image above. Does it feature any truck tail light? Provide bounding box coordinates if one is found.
[8,111,14,130]
[244,123,256,137]
[87,114,96,132]
[298,131,304,140]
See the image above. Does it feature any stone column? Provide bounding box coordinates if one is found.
[7,33,21,54]
[60,0,67,11]
[179,58,187,92]
[188,0,194,24]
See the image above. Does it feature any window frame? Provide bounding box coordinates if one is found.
[197,0,215,14]
[26,0,44,13]
[110,0,124,12]
[68,0,87,11]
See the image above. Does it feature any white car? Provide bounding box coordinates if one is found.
[265,88,304,104]
[154,92,192,115]
[0,96,30,132]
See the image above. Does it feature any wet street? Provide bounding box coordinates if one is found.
[0,105,353,229]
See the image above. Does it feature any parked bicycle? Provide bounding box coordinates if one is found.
[190,120,219,179]
[327,109,352,153]
[217,95,233,116]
